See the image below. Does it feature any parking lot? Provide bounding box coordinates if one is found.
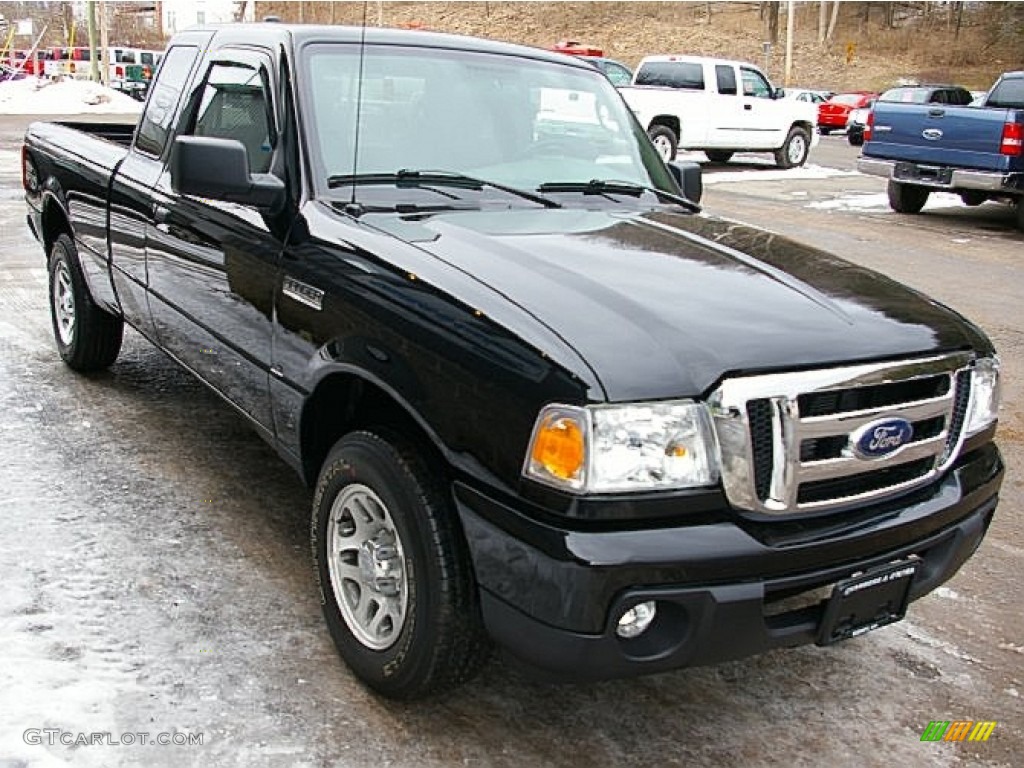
[0,116,1021,767]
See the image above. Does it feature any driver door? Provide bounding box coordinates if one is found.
[734,66,788,149]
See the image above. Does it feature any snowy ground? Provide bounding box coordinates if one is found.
[0,120,1021,767]
[0,77,142,116]
[807,190,968,212]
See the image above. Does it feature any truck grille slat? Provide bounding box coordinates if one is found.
[797,457,935,505]
[797,374,949,416]
[747,399,774,502]
[710,353,974,515]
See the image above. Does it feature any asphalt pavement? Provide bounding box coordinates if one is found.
[0,117,1020,767]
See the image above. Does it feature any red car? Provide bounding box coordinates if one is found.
[818,91,878,134]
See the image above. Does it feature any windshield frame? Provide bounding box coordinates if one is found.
[295,40,678,207]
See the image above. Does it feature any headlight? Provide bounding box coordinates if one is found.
[523,400,719,493]
[964,357,1001,437]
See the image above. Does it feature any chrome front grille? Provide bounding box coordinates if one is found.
[708,353,974,515]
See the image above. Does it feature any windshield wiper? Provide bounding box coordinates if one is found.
[327,169,562,210]
[536,179,701,213]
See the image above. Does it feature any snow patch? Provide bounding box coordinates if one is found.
[934,586,960,600]
[807,191,967,212]
[702,163,859,186]
[0,77,142,115]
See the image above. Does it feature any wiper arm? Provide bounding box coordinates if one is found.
[537,179,701,213]
[327,169,562,209]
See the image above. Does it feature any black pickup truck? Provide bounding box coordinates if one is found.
[24,24,1003,699]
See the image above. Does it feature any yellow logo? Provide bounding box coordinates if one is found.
[920,721,997,742]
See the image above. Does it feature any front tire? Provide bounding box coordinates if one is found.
[647,124,678,161]
[312,430,488,699]
[704,150,734,163]
[887,180,930,214]
[774,126,811,169]
[48,233,123,372]
[847,130,864,147]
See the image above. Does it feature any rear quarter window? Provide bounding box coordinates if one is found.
[987,77,1024,109]
[715,65,737,95]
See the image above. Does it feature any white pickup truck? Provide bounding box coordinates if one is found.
[620,55,818,168]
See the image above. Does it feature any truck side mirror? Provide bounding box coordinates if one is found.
[170,136,285,212]
[773,86,786,100]
[667,160,703,204]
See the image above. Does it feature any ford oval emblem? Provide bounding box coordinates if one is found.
[922,128,943,141]
[850,418,914,460]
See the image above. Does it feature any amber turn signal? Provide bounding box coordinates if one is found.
[531,417,584,480]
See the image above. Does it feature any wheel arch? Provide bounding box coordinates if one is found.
[648,114,681,138]
[40,192,74,258]
[298,368,451,489]
[789,120,814,142]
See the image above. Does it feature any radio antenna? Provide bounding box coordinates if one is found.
[346,0,370,214]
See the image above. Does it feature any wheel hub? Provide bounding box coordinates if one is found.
[325,483,409,650]
[357,534,402,597]
[53,260,76,345]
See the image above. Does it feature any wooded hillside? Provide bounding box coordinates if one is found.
[255,1,1024,91]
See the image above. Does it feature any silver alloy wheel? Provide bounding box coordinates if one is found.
[787,133,807,165]
[652,134,674,161]
[326,483,409,651]
[53,259,76,346]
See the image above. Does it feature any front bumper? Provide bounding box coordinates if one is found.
[858,157,1022,193]
[455,441,1002,681]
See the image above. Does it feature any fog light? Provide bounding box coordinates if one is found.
[616,601,657,639]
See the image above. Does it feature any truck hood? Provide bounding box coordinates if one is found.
[367,208,987,401]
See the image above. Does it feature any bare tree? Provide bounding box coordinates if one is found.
[766,0,780,45]
[818,0,827,44]
[826,0,840,42]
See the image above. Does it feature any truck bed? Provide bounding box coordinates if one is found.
[51,120,137,146]
[865,101,1024,172]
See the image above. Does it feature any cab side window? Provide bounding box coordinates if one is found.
[740,68,772,98]
[135,45,200,157]
[188,62,274,174]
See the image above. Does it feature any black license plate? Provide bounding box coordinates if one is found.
[893,162,951,185]
[817,560,918,645]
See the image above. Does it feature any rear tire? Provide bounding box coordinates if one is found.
[48,233,123,372]
[818,126,831,135]
[847,130,864,147]
[774,127,810,169]
[1016,198,1024,233]
[704,150,734,163]
[311,430,488,699]
[887,180,930,214]
[647,124,678,161]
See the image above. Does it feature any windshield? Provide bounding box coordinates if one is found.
[301,43,675,203]
[880,87,930,103]
[829,93,865,106]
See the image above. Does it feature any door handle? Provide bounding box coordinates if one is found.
[153,205,170,223]
[744,104,752,111]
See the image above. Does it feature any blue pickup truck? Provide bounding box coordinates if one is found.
[857,71,1024,231]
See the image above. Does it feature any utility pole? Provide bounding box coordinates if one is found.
[98,0,109,86]
[87,0,99,81]
[784,0,795,86]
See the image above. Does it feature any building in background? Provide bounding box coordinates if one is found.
[162,0,240,35]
